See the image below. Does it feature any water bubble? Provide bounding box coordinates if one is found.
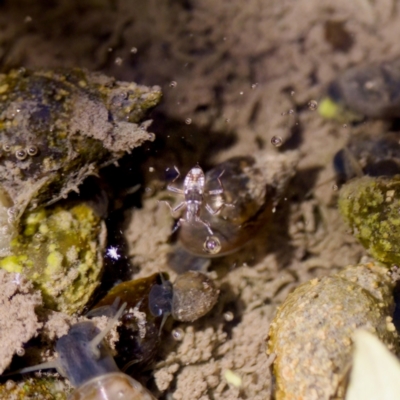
[130,47,138,54]
[308,100,318,111]
[114,57,123,66]
[15,149,27,160]
[271,136,283,147]
[172,328,184,341]
[203,236,222,255]
[224,311,234,321]
[27,145,38,156]
[16,348,25,357]
[185,118,192,125]
[169,81,177,88]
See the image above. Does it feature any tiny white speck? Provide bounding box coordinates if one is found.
[12,273,21,285]
[106,246,121,261]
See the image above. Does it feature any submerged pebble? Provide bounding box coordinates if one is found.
[333,132,400,183]
[338,175,400,265]
[267,262,398,400]
[319,58,400,121]
[171,271,219,322]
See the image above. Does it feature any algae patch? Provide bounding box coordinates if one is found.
[0,204,106,314]
[338,176,400,265]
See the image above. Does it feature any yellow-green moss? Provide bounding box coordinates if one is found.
[318,96,363,122]
[0,204,105,314]
[0,377,70,400]
[338,176,400,265]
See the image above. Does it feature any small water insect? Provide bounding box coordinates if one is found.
[161,165,232,234]
[8,301,156,399]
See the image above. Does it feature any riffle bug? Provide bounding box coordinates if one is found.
[161,165,232,234]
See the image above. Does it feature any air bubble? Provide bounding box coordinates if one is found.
[115,57,123,66]
[288,109,295,115]
[2,144,11,152]
[27,145,38,156]
[16,347,25,356]
[332,184,339,191]
[251,83,258,89]
[15,149,27,160]
[203,236,222,255]
[343,124,348,128]
[290,91,295,96]
[224,311,234,321]
[271,136,283,147]
[172,328,184,341]
[239,91,244,95]
[130,47,138,54]
[185,118,192,125]
[308,100,318,111]
[24,16,32,23]
[169,81,177,88]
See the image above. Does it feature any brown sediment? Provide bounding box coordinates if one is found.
[0,0,397,399]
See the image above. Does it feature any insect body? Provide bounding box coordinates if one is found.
[162,165,229,235]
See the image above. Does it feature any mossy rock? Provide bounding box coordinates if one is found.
[338,175,400,265]
[0,203,105,314]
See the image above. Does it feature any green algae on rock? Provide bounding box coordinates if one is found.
[338,175,400,265]
[0,203,106,315]
[0,68,161,222]
[0,377,70,400]
[267,262,398,400]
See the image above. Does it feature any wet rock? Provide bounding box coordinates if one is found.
[0,203,106,314]
[267,262,398,400]
[0,68,161,223]
[338,175,400,265]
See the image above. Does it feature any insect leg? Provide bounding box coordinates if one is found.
[167,185,185,194]
[208,170,225,196]
[171,166,181,182]
[197,217,214,235]
[159,200,186,215]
